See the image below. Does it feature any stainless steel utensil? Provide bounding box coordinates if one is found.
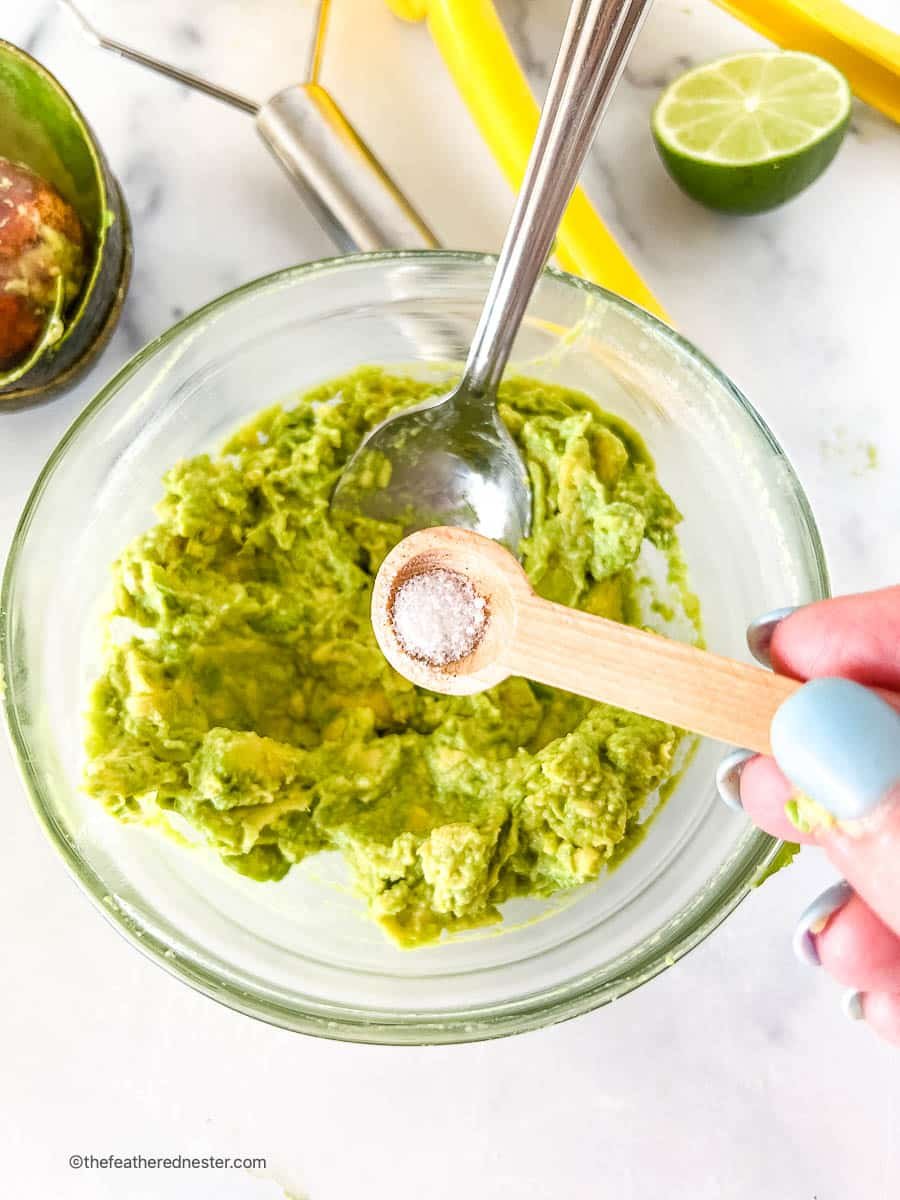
[331,0,653,551]
[59,0,437,252]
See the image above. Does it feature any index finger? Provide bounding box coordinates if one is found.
[771,587,900,692]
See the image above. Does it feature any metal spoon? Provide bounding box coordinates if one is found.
[331,0,653,551]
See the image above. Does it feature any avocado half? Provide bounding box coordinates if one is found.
[0,39,132,408]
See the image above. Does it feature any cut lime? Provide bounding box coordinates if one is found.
[651,51,851,214]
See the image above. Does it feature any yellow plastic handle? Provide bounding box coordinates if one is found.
[388,0,668,320]
[388,0,899,322]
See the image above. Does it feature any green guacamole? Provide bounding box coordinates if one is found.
[85,369,699,946]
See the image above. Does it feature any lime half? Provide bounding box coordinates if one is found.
[652,51,851,214]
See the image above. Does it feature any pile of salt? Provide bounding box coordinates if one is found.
[391,568,487,667]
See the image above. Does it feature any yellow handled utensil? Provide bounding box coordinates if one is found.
[388,0,899,317]
[387,0,668,320]
[392,0,899,127]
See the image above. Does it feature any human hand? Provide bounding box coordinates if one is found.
[716,587,900,1045]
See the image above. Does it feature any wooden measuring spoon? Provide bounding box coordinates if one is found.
[372,527,800,754]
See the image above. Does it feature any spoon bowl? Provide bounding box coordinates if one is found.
[331,383,531,548]
[372,525,528,693]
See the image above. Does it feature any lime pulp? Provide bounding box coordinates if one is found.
[651,51,852,214]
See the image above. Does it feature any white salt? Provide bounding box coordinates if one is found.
[391,568,488,667]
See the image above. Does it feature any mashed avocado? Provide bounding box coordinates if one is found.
[85,369,698,945]
[785,793,835,835]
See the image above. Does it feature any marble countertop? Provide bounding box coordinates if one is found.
[2,2,898,1197]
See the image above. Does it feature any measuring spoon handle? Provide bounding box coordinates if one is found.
[504,594,801,754]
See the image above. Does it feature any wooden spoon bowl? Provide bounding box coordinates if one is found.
[372,526,528,695]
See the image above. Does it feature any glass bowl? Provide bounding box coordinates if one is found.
[1,252,828,1043]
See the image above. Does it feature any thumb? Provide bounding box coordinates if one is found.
[772,678,900,936]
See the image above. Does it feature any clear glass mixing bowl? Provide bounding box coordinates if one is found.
[2,253,828,1043]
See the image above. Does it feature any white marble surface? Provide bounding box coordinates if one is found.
[1,2,899,1197]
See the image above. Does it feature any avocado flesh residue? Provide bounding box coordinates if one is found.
[85,368,703,946]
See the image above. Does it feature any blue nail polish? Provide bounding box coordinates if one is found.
[746,606,798,669]
[842,990,864,1021]
[771,678,900,821]
[792,880,853,967]
[715,749,754,812]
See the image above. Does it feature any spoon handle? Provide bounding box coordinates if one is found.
[503,594,802,754]
[461,0,653,399]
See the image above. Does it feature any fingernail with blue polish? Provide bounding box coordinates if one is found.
[842,990,864,1022]
[792,880,853,967]
[747,606,798,668]
[715,749,755,812]
[771,678,900,821]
